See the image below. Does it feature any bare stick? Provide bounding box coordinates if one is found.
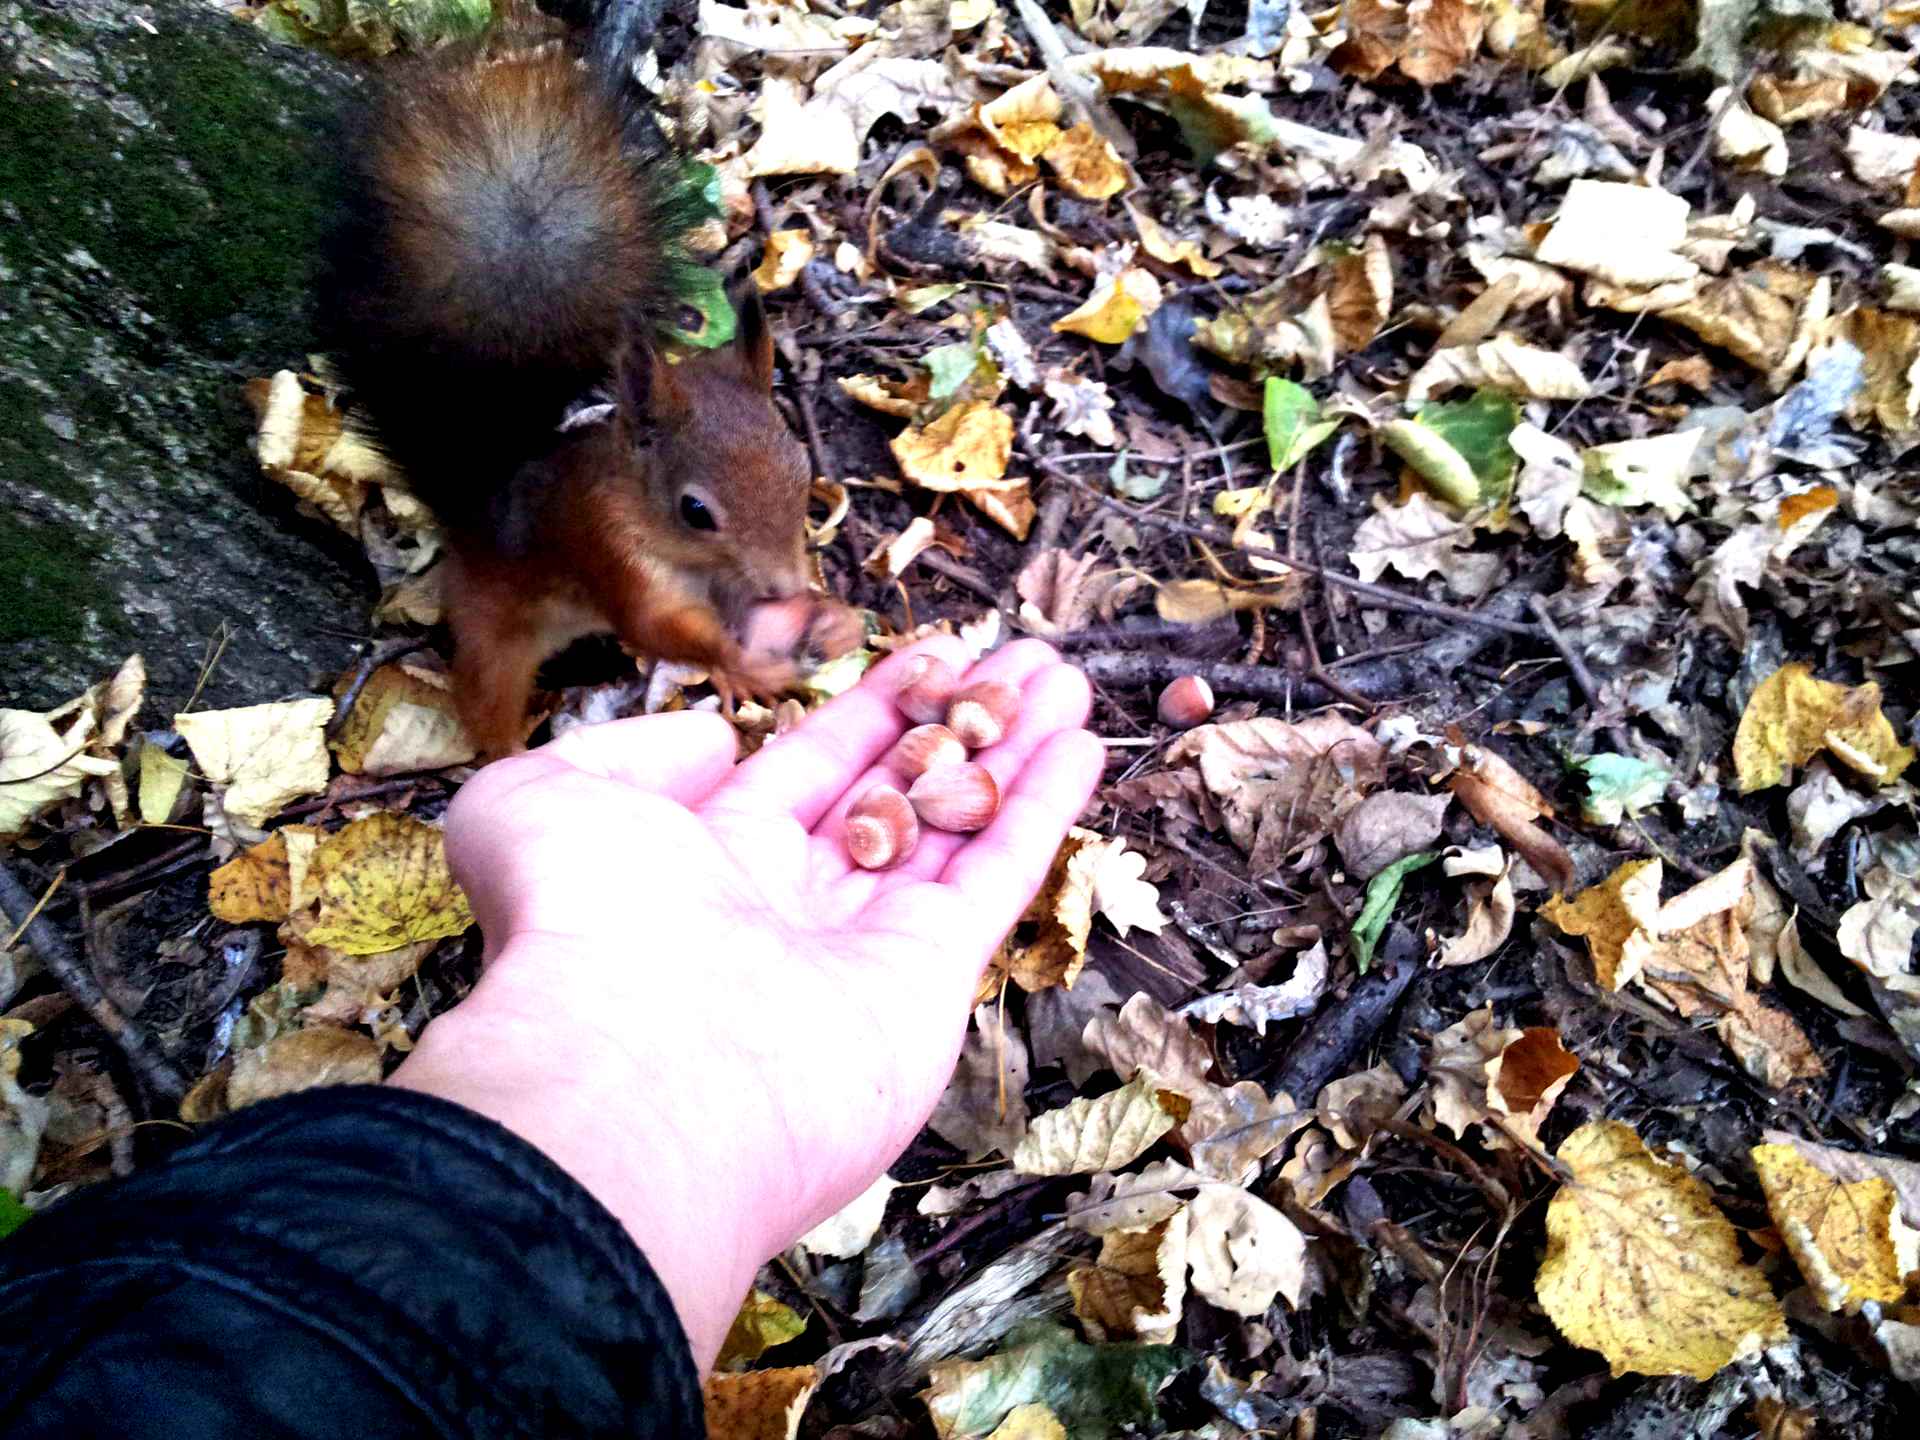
[0,865,189,1103]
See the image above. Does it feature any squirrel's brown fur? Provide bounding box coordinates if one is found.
[317,12,840,758]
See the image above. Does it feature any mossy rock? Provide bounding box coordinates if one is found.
[0,0,372,711]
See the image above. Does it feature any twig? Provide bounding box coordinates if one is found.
[327,637,431,738]
[0,865,189,1103]
[1527,596,1632,755]
[1013,0,1137,161]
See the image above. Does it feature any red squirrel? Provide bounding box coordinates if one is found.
[316,0,856,759]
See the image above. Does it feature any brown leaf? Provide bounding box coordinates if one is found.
[227,1026,383,1109]
[1067,1213,1188,1342]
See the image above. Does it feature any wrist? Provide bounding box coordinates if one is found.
[388,935,777,1370]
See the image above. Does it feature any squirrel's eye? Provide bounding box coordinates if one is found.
[679,494,718,532]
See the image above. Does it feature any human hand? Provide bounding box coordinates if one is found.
[390,638,1102,1369]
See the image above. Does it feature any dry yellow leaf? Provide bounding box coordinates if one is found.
[980,75,1065,161]
[838,372,928,417]
[0,708,118,843]
[994,831,1093,992]
[984,1404,1066,1440]
[891,402,1016,491]
[1537,1120,1787,1379]
[703,1366,818,1440]
[716,1291,807,1370]
[1128,203,1221,277]
[301,812,474,955]
[1013,1069,1183,1176]
[331,662,476,776]
[1541,858,1660,989]
[1752,1142,1917,1313]
[227,1026,384,1109]
[1154,577,1298,623]
[1052,267,1163,345]
[208,832,294,923]
[1734,662,1915,792]
[752,228,815,292]
[1068,1211,1189,1342]
[175,698,334,830]
[966,479,1036,540]
[1043,122,1128,200]
[1185,1183,1308,1315]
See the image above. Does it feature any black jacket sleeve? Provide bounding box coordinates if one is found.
[0,1085,704,1439]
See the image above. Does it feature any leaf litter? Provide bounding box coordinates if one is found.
[5,2,1920,1436]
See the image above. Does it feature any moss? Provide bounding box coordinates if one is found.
[0,10,344,361]
[0,511,106,647]
[0,379,86,506]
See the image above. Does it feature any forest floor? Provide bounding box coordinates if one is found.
[5,2,1920,1437]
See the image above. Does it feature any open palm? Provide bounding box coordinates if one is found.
[394,638,1101,1366]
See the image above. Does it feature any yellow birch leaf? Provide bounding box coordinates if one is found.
[138,745,191,826]
[967,479,1036,540]
[1752,1143,1917,1312]
[1537,1120,1786,1379]
[753,228,815,292]
[208,832,293,923]
[302,812,474,955]
[1053,268,1163,345]
[331,663,476,776]
[891,402,1016,491]
[703,1367,818,1440]
[1734,662,1915,792]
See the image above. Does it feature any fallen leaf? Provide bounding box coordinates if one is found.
[753,228,815,291]
[1751,1142,1917,1312]
[1185,1183,1307,1315]
[1053,267,1164,345]
[1436,855,1517,968]
[1318,1062,1407,1150]
[137,744,191,827]
[1014,1069,1184,1176]
[207,832,294,923]
[1349,491,1498,595]
[1449,745,1574,894]
[717,1290,807,1370]
[892,402,1018,492]
[920,1321,1185,1440]
[1180,941,1330,1034]
[1180,1079,1304,1183]
[929,1005,1031,1161]
[1536,1120,1787,1379]
[1487,1028,1580,1148]
[1067,1158,1203,1235]
[0,707,118,843]
[1406,335,1593,405]
[1837,865,1920,984]
[331,661,475,776]
[175,698,334,830]
[798,1174,899,1259]
[1128,203,1221,278]
[1,1018,48,1195]
[1535,180,1698,288]
[985,1403,1067,1440]
[1428,1006,1517,1140]
[1083,993,1211,1096]
[1043,122,1128,199]
[704,1366,818,1440]
[1068,1212,1189,1342]
[227,1026,384,1109]
[300,812,475,955]
[1334,789,1451,880]
[1734,662,1915,792]
[1351,850,1439,971]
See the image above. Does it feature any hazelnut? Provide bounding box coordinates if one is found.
[889,723,967,780]
[945,680,1021,750]
[846,786,919,870]
[1156,675,1214,730]
[896,654,960,726]
[907,762,1000,833]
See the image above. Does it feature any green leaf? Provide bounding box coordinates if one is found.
[921,1322,1190,1440]
[1109,452,1168,501]
[716,1289,807,1370]
[924,341,985,404]
[0,1189,28,1242]
[1350,850,1439,972]
[1415,390,1520,508]
[672,268,737,350]
[1574,754,1671,826]
[1262,377,1338,472]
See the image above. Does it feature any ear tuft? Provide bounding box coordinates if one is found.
[618,340,689,431]
[733,281,776,391]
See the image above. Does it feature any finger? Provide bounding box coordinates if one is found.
[927,726,1107,954]
[705,635,970,830]
[811,643,1079,879]
[536,709,740,805]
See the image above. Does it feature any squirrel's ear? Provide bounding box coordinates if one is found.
[617,341,688,427]
[733,282,775,391]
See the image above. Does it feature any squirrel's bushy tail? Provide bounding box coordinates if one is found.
[315,0,701,523]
